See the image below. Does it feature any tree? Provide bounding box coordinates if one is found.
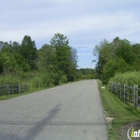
[50,33,69,47]
[20,35,37,70]
[38,44,67,85]
[0,42,20,74]
[93,39,114,79]
[50,33,78,81]
[10,41,30,72]
[93,37,139,84]
[68,47,78,81]
[103,58,129,84]
[14,53,30,72]
[114,39,136,65]
[37,44,57,71]
[12,41,20,53]
[78,68,97,79]
[0,51,3,73]
[0,52,18,74]
[70,47,78,69]
[55,46,70,71]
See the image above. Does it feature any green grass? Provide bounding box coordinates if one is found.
[98,82,140,140]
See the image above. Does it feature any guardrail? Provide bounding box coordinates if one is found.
[0,84,29,96]
[109,82,140,110]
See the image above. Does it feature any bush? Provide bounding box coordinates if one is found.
[29,76,42,90]
[109,71,140,87]
[103,58,129,85]
[59,75,67,84]
[41,72,54,87]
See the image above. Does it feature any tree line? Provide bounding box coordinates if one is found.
[93,37,140,85]
[0,33,96,89]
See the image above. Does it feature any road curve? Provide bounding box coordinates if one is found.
[0,80,108,140]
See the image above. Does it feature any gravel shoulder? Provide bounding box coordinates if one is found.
[0,80,108,140]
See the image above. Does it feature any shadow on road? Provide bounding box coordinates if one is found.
[0,104,61,140]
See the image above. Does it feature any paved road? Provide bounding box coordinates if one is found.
[0,80,108,140]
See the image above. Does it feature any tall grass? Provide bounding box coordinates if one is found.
[0,71,69,92]
[0,75,22,85]
[109,71,140,86]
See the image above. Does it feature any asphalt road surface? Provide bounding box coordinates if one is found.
[0,80,108,140]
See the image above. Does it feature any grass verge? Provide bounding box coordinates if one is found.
[98,82,140,140]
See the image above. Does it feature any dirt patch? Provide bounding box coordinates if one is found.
[119,121,140,140]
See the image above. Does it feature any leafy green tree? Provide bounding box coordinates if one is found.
[0,41,30,72]
[68,47,78,81]
[78,68,97,79]
[0,34,79,89]
[38,44,66,85]
[70,47,78,69]
[0,52,18,74]
[10,41,30,72]
[114,39,136,65]
[131,43,140,70]
[93,39,114,79]
[55,46,70,75]
[0,51,3,73]
[20,35,37,70]
[12,41,21,53]
[14,53,30,72]
[50,33,69,47]
[93,39,115,62]
[0,41,9,47]
[103,58,130,84]
[93,37,140,84]
[50,33,78,81]
[0,42,18,73]
[38,44,57,71]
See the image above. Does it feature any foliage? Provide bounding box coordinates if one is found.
[103,58,129,85]
[0,33,84,94]
[37,44,57,72]
[0,33,98,96]
[50,33,69,47]
[93,37,140,84]
[110,71,140,87]
[0,74,21,85]
[0,52,18,74]
[98,81,140,140]
[114,40,136,65]
[50,33,78,82]
[20,35,37,70]
[78,68,97,79]
[59,75,68,84]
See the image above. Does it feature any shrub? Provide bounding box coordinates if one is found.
[103,58,129,85]
[59,75,67,84]
[109,71,140,87]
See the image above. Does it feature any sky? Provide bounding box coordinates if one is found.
[0,0,140,68]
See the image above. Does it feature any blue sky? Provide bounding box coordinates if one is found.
[0,0,140,68]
